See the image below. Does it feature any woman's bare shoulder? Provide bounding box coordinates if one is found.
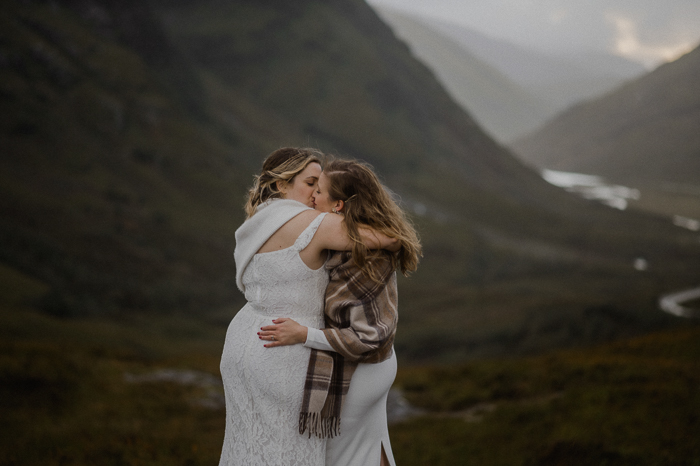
[284,209,321,230]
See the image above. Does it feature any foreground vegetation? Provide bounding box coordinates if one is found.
[392,323,700,465]
[0,308,226,465]
[3,290,699,465]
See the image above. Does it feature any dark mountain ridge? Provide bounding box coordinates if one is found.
[2,0,699,361]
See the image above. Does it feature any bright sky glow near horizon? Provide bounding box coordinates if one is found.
[367,0,700,68]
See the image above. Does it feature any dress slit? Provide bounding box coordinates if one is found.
[379,442,390,466]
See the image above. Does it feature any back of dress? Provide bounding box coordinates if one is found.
[219,212,328,466]
[241,212,328,326]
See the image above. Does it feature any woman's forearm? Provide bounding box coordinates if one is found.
[319,214,398,252]
[358,227,400,251]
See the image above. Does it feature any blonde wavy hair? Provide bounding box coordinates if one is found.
[324,159,421,280]
[244,147,323,218]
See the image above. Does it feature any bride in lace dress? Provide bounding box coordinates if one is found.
[218,148,397,466]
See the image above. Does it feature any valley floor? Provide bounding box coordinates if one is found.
[2,305,699,465]
[391,322,700,465]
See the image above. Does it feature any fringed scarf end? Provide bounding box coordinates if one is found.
[299,412,341,439]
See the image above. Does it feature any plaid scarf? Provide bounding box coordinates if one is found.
[299,250,398,438]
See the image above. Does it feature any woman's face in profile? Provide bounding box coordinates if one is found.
[281,162,321,208]
[312,172,337,213]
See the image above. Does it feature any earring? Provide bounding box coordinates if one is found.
[332,208,337,213]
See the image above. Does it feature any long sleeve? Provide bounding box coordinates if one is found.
[303,327,335,351]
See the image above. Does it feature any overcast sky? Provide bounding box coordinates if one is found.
[367,0,700,68]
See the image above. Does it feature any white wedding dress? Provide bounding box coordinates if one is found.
[219,213,328,466]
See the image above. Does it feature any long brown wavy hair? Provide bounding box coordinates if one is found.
[244,147,323,218]
[324,159,421,280]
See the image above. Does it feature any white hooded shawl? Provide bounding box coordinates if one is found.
[233,199,313,293]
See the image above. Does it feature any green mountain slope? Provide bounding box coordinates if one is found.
[1,0,256,317]
[1,0,699,362]
[512,44,700,187]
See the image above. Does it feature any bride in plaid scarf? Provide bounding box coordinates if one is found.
[259,159,421,466]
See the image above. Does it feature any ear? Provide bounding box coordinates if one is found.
[275,180,287,197]
[335,200,345,213]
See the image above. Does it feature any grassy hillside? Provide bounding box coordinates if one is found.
[0,0,259,318]
[0,293,226,464]
[391,324,700,465]
[2,291,698,464]
[1,0,700,366]
[512,44,700,187]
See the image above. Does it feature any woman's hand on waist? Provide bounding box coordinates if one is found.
[259,318,308,348]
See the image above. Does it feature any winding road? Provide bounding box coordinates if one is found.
[659,287,700,318]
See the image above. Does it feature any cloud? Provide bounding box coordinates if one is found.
[368,0,700,66]
[606,11,697,67]
[548,9,569,25]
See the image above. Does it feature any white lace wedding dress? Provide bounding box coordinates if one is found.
[219,213,328,466]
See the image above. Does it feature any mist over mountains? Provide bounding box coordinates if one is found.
[513,44,700,187]
[371,6,551,143]
[372,5,646,142]
[2,0,699,361]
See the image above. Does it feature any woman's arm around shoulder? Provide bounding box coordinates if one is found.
[310,213,399,252]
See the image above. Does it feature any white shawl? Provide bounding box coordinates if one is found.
[234,199,313,292]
